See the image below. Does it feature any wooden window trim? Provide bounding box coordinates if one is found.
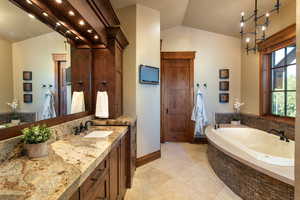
[259,24,296,125]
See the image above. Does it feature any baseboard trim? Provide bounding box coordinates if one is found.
[192,136,208,144]
[136,150,161,167]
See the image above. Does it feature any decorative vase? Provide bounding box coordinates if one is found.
[11,119,21,125]
[24,142,48,158]
[231,120,241,126]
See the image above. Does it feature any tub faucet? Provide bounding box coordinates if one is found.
[268,129,289,142]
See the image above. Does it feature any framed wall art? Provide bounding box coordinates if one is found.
[23,71,32,81]
[219,93,229,103]
[219,81,229,91]
[23,83,32,92]
[219,69,229,79]
[24,94,33,103]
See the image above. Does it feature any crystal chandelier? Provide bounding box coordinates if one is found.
[240,0,281,54]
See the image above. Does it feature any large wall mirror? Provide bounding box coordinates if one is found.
[0,0,86,130]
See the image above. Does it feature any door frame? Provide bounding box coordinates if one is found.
[52,53,67,116]
[160,51,196,143]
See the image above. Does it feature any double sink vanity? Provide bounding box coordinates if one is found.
[0,117,137,200]
[0,0,135,199]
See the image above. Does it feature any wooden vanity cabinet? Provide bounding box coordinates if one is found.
[109,133,127,200]
[71,131,128,200]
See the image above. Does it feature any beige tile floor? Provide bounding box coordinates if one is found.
[125,143,242,200]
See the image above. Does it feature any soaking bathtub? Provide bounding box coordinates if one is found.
[213,127,294,166]
[206,126,295,200]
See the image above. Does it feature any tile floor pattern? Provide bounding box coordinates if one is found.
[125,143,242,200]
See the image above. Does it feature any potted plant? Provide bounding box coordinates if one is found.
[7,99,20,125]
[231,98,244,125]
[22,125,52,158]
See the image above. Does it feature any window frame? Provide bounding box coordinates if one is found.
[259,24,296,123]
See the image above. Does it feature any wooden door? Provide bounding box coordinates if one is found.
[53,54,68,116]
[161,52,195,143]
[58,61,68,115]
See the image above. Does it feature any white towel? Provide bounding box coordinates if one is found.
[71,91,85,114]
[191,89,208,136]
[41,90,56,120]
[95,91,109,118]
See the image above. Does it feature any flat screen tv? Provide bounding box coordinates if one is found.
[139,65,159,85]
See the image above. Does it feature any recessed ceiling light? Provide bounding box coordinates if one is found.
[28,14,35,19]
[56,22,61,26]
[42,12,48,17]
[75,36,79,40]
[94,35,99,40]
[55,0,63,3]
[26,0,33,4]
[66,30,70,34]
[87,29,93,33]
[68,10,75,16]
[79,20,85,26]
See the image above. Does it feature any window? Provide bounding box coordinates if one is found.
[270,45,296,117]
[259,24,296,120]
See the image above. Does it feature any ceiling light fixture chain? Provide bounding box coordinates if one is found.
[240,0,281,54]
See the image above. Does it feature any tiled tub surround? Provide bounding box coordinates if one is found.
[0,116,129,200]
[215,113,295,140]
[206,127,294,200]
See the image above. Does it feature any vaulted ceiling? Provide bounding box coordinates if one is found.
[110,0,291,38]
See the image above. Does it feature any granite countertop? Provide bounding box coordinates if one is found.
[92,116,137,126]
[0,126,128,200]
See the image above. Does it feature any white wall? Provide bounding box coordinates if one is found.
[0,38,13,112]
[118,6,137,117]
[118,4,161,158]
[161,26,241,122]
[136,5,161,157]
[12,32,69,118]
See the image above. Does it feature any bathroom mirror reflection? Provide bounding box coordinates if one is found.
[0,0,83,130]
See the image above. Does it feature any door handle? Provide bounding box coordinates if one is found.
[166,109,168,114]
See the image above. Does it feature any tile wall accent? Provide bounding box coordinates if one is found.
[215,113,295,140]
[207,143,294,200]
[0,115,93,164]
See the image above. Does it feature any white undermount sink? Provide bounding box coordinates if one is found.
[84,130,113,138]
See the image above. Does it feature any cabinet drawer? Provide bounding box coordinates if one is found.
[81,157,109,200]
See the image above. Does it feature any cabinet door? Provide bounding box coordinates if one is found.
[69,189,80,200]
[93,173,110,200]
[120,135,127,198]
[110,142,120,200]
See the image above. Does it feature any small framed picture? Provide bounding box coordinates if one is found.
[219,93,229,103]
[23,83,32,92]
[219,81,229,91]
[23,71,32,81]
[219,69,229,79]
[24,94,33,103]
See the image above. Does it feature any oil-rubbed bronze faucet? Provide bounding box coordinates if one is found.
[84,120,94,131]
[268,129,289,142]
